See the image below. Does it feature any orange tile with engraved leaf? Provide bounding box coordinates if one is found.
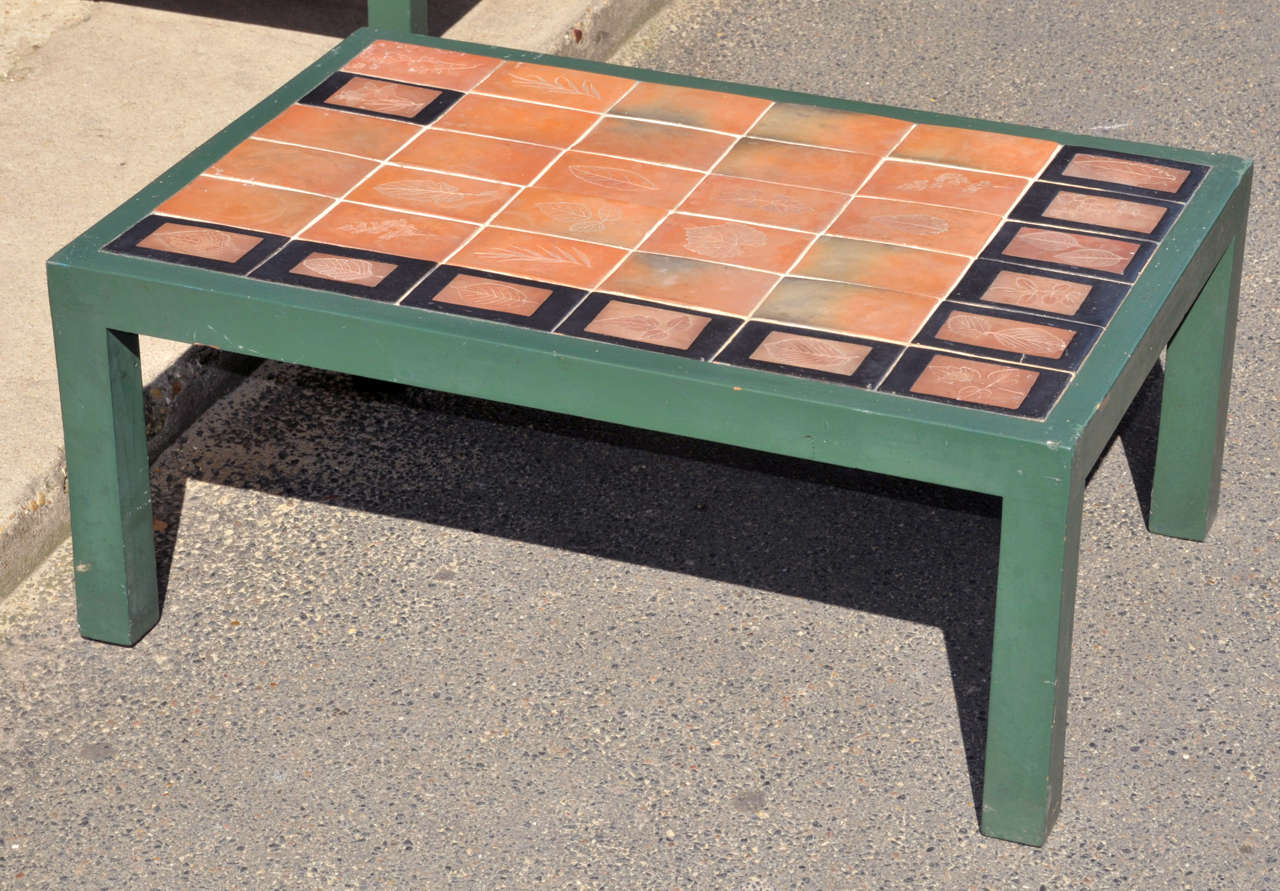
[584,299,711,350]
[327,78,442,118]
[493,187,665,248]
[714,139,879,193]
[575,118,734,170]
[303,204,475,262]
[608,81,771,133]
[640,215,812,272]
[342,40,502,91]
[475,61,635,112]
[1001,226,1140,275]
[138,222,263,262]
[1042,191,1167,234]
[909,354,1040,410]
[433,273,555,317]
[935,310,1075,359]
[535,152,702,209]
[749,331,872,376]
[829,198,1003,255]
[434,94,598,147]
[157,177,331,236]
[450,228,624,289]
[749,104,911,155]
[754,277,936,342]
[254,105,419,160]
[348,167,517,223]
[859,160,1029,216]
[603,253,777,316]
[207,139,376,197]
[394,130,559,184]
[977,269,1092,315]
[1062,153,1190,193]
[893,124,1058,177]
[291,252,398,287]
[793,237,969,298]
[678,175,847,232]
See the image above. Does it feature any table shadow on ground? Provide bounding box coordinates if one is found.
[106,0,478,37]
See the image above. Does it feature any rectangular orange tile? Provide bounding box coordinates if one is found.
[602,253,777,316]
[347,167,517,223]
[394,130,559,184]
[999,226,1141,276]
[138,222,263,262]
[491,187,665,248]
[475,60,635,112]
[858,160,1029,216]
[749,330,872,376]
[254,104,419,159]
[431,273,555,318]
[714,138,879,192]
[753,277,936,341]
[828,198,1003,256]
[302,203,476,262]
[978,269,1092,315]
[934,310,1075,359]
[584,298,711,350]
[575,117,734,170]
[326,77,443,119]
[342,40,502,91]
[1061,153,1191,194]
[908,353,1040,410]
[1041,191,1167,234]
[534,152,703,209]
[434,94,598,148]
[290,251,398,287]
[207,139,376,197]
[449,228,624,289]
[639,214,813,272]
[749,104,911,155]
[608,81,771,133]
[792,237,969,298]
[892,124,1059,177]
[677,175,847,232]
[157,177,332,236]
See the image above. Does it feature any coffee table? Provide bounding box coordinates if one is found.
[47,32,1252,845]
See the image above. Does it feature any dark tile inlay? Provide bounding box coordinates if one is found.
[249,240,431,302]
[717,321,902,388]
[402,265,584,330]
[1011,183,1180,240]
[300,71,461,125]
[946,260,1130,327]
[557,293,738,359]
[1040,146,1207,202]
[914,302,1100,371]
[878,348,1069,418]
[982,223,1154,283]
[105,215,286,276]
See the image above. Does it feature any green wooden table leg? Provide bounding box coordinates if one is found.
[49,298,159,645]
[1147,232,1245,541]
[980,473,1083,845]
[367,0,428,34]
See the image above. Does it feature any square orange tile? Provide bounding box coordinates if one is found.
[491,187,665,248]
[575,117,734,170]
[342,40,502,91]
[302,203,476,261]
[449,228,624,289]
[326,77,443,119]
[348,167,517,223]
[858,160,1029,216]
[434,94,598,148]
[534,152,703,209]
[207,139,376,197]
[677,175,847,232]
[608,81,771,133]
[714,138,879,193]
[749,104,911,155]
[640,214,813,272]
[753,277,936,341]
[475,61,635,112]
[394,130,559,184]
[828,198,1003,255]
[157,177,332,236]
[253,105,419,159]
[892,124,1059,177]
[908,354,1040,410]
[602,253,778,316]
[792,237,969,298]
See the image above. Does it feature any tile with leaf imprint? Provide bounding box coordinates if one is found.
[492,187,665,248]
[475,61,635,112]
[449,228,624,288]
[348,168,517,222]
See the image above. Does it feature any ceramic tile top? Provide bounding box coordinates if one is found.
[106,39,1210,420]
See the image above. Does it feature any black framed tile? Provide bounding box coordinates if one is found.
[104,215,285,275]
[249,240,431,302]
[556,293,738,360]
[946,260,1130,327]
[914,302,1100,372]
[715,321,902,388]
[878,347,1070,419]
[402,265,585,330]
[1010,182,1181,241]
[981,222,1155,283]
[1040,145,1208,203]
[300,71,461,125]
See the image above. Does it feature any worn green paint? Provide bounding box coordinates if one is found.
[46,28,1252,845]
[366,0,427,34]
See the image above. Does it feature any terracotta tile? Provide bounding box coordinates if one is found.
[254,104,419,159]
[449,228,623,288]
[934,310,1075,359]
[302,203,475,261]
[137,221,263,262]
[475,61,635,112]
[608,81,771,133]
[575,117,734,170]
[677,175,847,232]
[206,139,376,197]
[753,277,936,341]
[326,77,443,119]
[1001,226,1141,275]
[828,198,1002,255]
[714,138,879,192]
[1062,153,1191,193]
[534,152,702,209]
[749,104,910,154]
[434,94,598,147]
[603,253,777,315]
[394,130,559,184]
[1042,190,1167,234]
[640,214,813,272]
[978,269,1093,315]
[749,330,871,376]
[583,298,711,349]
[342,40,502,91]
[893,125,1059,177]
[792,237,969,298]
[859,160,1028,215]
[290,251,398,286]
[157,177,332,236]
[492,187,665,248]
[348,167,517,223]
[909,353,1039,410]
[432,272,554,317]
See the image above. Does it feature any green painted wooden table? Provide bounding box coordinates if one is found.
[46,30,1251,846]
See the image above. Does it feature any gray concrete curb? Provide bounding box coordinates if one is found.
[0,0,669,603]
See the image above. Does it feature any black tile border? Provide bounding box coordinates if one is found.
[1039,145,1208,203]
[913,302,1100,372]
[402,265,585,330]
[249,240,432,302]
[945,259,1130,327]
[300,71,461,125]
[878,347,1070,420]
[1010,182,1181,241]
[981,222,1155,283]
[103,215,286,276]
[556,293,738,360]
[715,321,902,388]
